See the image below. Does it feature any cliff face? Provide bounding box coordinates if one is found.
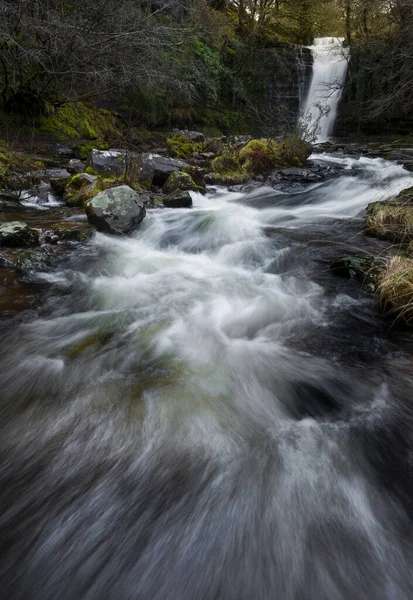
[335,48,413,137]
[241,44,313,136]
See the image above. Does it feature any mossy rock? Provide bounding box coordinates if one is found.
[163,171,200,194]
[165,136,205,159]
[239,139,282,175]
[15,250,52,277]
[64,173,97,207]
[208,171,250,186]
[0,222,39,247]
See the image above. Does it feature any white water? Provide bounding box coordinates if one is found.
[2,155,413,599]
[303,37,349,142]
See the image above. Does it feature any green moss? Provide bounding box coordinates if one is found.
[85,166,97,176]
[239,139,281,175]
[64,174,97,207]
[163,171,200,193]
[212,171,250,185]
[77,144,95,160]
[166,135,205,159]
[40,102,117,146]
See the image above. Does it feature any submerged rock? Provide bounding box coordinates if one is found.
[330,256,372,281]
[163,190,192,208]
[85,185,147,234]
[0,221,39,247]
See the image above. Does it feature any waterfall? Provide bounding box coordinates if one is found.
[302,37,349,142]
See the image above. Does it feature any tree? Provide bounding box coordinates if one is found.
[0,0,195,116]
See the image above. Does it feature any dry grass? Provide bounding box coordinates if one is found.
[365,202,413,243]
[377,255,413,325]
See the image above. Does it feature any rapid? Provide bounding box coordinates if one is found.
[1,153,413,599]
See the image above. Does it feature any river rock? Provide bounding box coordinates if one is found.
[163,171,199,194]
[67,159,86,174]
[0,221,39,247]
[140,153,189,186]
[35,168,71,182]
[15,250,53,279]
[85,185,147,234]
[87,149,126,176]
[0,192,24,212]
[171,129,205,142]
[163,190,192,208]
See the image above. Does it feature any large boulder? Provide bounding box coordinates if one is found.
[85,185,147,235]
[163,171,199,194]
[0,221,39,247]
[163,190,192,209]
[87,149,126,176]
[140,153,189,186]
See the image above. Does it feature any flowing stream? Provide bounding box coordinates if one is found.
[303,38,349,142]
[1,154,413,599]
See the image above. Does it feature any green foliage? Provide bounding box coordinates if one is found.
[279,134,312,166]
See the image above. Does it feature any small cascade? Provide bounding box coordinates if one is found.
[302,37,349,142]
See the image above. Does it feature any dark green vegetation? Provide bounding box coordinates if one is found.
[0,0,381,141]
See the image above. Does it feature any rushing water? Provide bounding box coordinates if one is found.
[303,38,349,142]
[1,154,413,600]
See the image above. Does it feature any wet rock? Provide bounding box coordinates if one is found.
[163,171,199,194]
[51,222,92,242]
[0,252,13,268]
[0,192,24,211]
[0,221,39,247]
[67,159,86,174]
[85,185,147,235]
[330,256,372,281]
[204,139,224,156]
[15,250,54,280]
[35,168,71,182]
[163,190,192,208]
[140,153,189,187]
[39,230,59,245]
[56,143,74,158]
[87,149,126,176]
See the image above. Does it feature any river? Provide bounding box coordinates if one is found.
[1,153,413,599]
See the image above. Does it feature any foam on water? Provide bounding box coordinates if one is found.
[1,154,413,599]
